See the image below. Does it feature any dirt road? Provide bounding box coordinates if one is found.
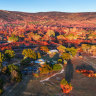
[2,56,96,96]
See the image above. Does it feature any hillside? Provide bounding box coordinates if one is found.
[0,10,96,28]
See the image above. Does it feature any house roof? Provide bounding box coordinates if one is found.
[35,59,45,65]
[38,59,45,62]
[48,49,58,54]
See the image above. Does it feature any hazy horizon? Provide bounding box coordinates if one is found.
[1,9,96,14]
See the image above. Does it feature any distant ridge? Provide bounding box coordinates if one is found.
[0,10,96,21]
[0,10,96,28]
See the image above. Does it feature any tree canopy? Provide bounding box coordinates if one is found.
[22,49,36,60]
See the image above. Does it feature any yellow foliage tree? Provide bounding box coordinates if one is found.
[22,49,36,60]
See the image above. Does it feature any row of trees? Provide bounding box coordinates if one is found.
[81,44,96,56]
[1,20,96,51]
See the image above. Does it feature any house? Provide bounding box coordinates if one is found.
[47,49,58,54]
[35,59,45,67]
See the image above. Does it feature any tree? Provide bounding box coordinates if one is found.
[46,30,55,37]
[57,45,66,54]
[8,35,19,43]
[46,30,55,41]
[66,34,75,40]
[66,47,77,57]
[0,52,4,68]
[60,78,72,93]
[57,35,65,44]
[32,33,41,41]
[22,49,36,60]
[5,50,15,61]
[81,44,90,53]
[60,53,71,60]
[40,46,49,53]
[8,64,22,82]
[37,52,41,59]
[40,64,52,74]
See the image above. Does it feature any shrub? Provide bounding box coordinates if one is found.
[40,65,52,74]
[60,78,72,93]
[8,64,22,82]
[53,64,62,71]
[58,59,62,64]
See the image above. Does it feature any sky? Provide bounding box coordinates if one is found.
[0,0,96,13]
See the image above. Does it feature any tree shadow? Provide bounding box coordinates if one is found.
[76,64,96,72]
[65,59,74,83]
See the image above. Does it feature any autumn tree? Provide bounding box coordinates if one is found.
[57,35,65,44]
[57,45,66,54]
[27,32,41,41]
[66,47,77,57]
[5,50,15,61]
[8,64,22,82]
[81,44,90,53]
[46,30,55,41]
[32,33,41,41]
[22,49,36,60]
[8,35,19,43]
[46,30,55,37]
[0,52,4,68]
[37,52,41,59]
[40,46,49,53]
[60,53,71,61]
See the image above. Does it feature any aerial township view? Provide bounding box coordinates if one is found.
[0,0,96,96]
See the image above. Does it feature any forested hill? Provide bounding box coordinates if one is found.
[0,10,96,28]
